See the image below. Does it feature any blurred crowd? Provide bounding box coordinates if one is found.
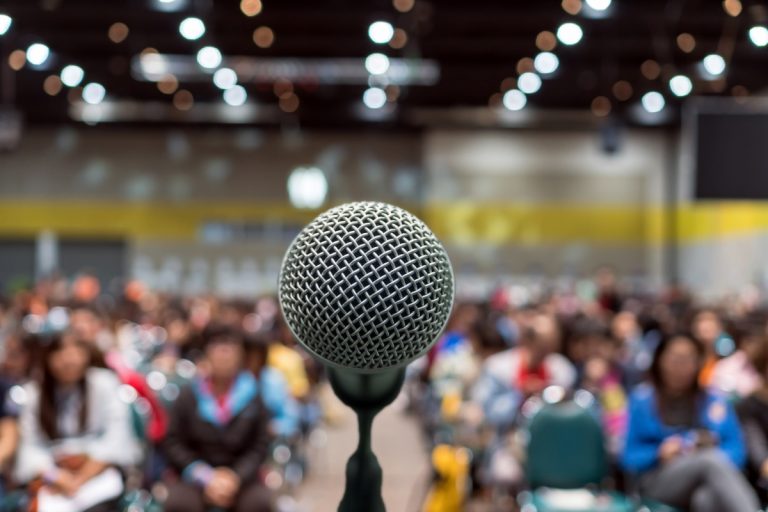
[0,274,324,512]
[413,269,768,512]
[2,268,768,511]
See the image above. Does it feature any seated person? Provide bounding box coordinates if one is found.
[245,333,300,438]
[622,333,758,512]
[710,326,763,399]
[14,332,141,512]
[477,312,575,400]
[163,324,272,512]
[735,334,768,494]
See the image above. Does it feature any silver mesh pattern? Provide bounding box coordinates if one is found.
[278,202,454,371]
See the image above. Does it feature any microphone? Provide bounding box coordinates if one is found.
[279,201,454,512]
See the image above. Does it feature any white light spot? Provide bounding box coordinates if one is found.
[534,52,559,74]
[557,22,583,45]
[702,54,726,76]
[365,53,390,75]
[368,21,394,44]
[287,166,328,209]
[518,72,542,94]
[669,75,693,97]
[363,87,387,109]
[60,65,84,87]
[179,17,205,40]
[502,89,527,111]
[26,43,50,66]
[196,46,222,69]
[213,67,237,89]
[82,82,106,105]
[641,91,665,113]
[223,85,247,106]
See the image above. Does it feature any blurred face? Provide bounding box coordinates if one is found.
[48,336,90,386]
[527,314,560,362]
[69,309,102,343]
[206,337,244,381]
[611,311,638,341]
[660,337,700,394]
[2,336,29,379]
[692,311,721,345]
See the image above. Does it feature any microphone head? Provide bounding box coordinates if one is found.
[278,202,454,372]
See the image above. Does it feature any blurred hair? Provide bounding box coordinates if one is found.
[37,332,91,440]
[649,332,704,395]
[469,315,507,353]
[201,322,246,350]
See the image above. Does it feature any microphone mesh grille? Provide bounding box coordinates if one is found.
[279,202,454,371]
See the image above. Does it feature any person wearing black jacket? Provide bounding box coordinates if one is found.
[162,324,272,512]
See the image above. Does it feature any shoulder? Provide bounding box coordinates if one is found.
[629,383,655,404]
[483,349,518,380]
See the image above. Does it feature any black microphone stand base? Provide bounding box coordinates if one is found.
[327,366,406,512]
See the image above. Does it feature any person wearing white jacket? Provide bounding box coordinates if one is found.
[14,332,141,512]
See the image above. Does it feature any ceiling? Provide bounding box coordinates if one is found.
[1,0,767,127]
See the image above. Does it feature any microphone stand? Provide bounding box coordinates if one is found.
[327,366,406,512]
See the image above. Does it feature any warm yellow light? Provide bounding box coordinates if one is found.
[612,80,633,101]
[253,26,274,48]
[641,59,660,80]
[591,96,611,117]
[157,74,179,95]
[677,33,696,53]
[108,22,129,43]
[43,75,63,96]
[536,31,557,51]
[173,89,194,111]
[8,49,25,70]
[241,0,263,17]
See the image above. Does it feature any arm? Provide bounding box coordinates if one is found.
[84,371,141,468]
[13,384,56,483]
[621,393,662,473]
[0,417,18,468]
[162,386,205,478]
[231,397,271,484]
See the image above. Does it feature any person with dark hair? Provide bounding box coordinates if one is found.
[734,333,768,496]
[622,333,758,512]
[14,332,141,512]
[162,324,273,512]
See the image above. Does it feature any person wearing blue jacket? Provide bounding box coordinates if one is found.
[622,333,758,512]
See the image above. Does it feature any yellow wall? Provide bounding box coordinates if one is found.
[1,200,768,245]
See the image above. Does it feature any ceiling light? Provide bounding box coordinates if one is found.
[518,72,542,94]
[82,83,106,105]
[585,0,611,10]
[534,52,559,74]
[749,26,768,47]
[196,46,222,69]
[503,89,527,111]
[60,65,85,87]
[669,75,693,97]
[0,14,12,36]
[363,87,387,109]
[557,22,583,45]
[365,53,390,75]
[702,54,726,76]
[26,43,50,66]
[179,17,205,40]
[223,85,247,106]
[368,21,394,44]
[641,91,665,113]
[213,68,237,89]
